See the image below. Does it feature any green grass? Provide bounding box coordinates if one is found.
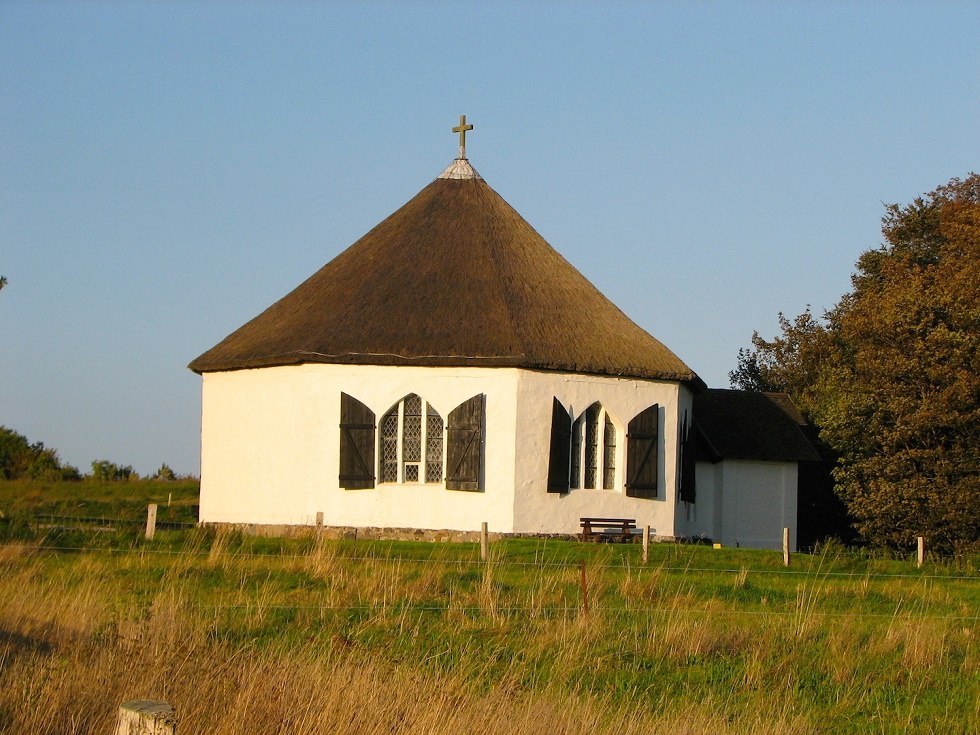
[0,477,199,524]
[1,480,978,734]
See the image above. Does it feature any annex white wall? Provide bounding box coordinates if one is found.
[682,462,722,541]
[686,460,798,551]
[200,364,520,532]
[510,371,694,536]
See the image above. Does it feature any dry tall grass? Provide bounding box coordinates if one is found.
[0,539,975,735]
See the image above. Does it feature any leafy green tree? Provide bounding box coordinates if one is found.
[152,463,177,481]
[0,426,79,480]
[90,460,135,482]
[735,174,979,551]
[816,175,980,551]
[729,308,832,421]
[0,427,31,479]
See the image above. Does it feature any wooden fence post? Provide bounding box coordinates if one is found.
[117,699,175,735]
[145,504,158,541]
[782,527,790,567]
[480,522,489,561]
[642,525,650,563]
[917,536,925,568]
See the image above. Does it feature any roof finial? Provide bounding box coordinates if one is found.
[452,114,473,159]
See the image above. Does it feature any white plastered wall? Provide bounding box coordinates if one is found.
[199,364,695,536]
[682,462,722,542]
[510,371,693,536]
[688,459,798,550]
[199,364,520,532]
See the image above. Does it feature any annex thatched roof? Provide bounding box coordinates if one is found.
[693,389,820,463]
[189,158,701,385]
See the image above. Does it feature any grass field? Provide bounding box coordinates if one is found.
[1,480,977,734]
[0,477,199,526]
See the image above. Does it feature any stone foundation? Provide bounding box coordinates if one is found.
[203,522,594,543]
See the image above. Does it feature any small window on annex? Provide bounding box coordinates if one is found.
[569,402,617,491]
[380,394,444,484]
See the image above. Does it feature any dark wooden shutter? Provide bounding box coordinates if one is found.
[679,414,696,503]
[626,404,659,499]
[547,398,572,493]
[339,393,375,489]
[446,394,484,491]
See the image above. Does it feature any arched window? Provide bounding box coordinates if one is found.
[380,394,444,484]
[603,413,616,490]
[565,402,617,491]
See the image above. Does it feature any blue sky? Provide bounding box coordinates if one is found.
[2,1,978,476]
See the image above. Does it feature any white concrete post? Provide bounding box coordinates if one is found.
[782,527,790,567]
[145,504,158,541]
[117,700,175,735]
[642,525,650,563]
[480,521,489,561]
[917,536,925,568]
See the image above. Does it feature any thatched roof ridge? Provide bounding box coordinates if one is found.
[693,390,820,462]
[189,163,701,385]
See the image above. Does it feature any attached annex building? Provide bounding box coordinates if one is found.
[189,124,816,550]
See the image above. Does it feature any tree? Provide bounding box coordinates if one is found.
[90,460,135,482]
[0,426,79,481]
[735,174,980,551]
[729,308,832,421]
[816,175,980,552]
[0,275,6,291]
[152,463,177,481]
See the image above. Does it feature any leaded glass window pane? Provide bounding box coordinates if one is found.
[426,405,444,483]
[379,394,446,486]
[402,394,422,465]
[380,410,399,483]
[603,415,616,490]
[584,404,599,489]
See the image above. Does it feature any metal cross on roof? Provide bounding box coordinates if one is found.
[452,114,474,159]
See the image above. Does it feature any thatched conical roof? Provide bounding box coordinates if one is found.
[189,159,701,385]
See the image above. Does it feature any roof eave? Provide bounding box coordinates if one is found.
[189,352,703,384]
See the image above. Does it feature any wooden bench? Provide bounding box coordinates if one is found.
[579,517,637,543]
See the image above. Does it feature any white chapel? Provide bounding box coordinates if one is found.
[189,117,817,550]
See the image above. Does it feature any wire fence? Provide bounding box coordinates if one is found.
[3,510,978,583]
[5,538,979,582]
[188,603,980,622]
[2,536,977,624]
[30,514,196,532]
